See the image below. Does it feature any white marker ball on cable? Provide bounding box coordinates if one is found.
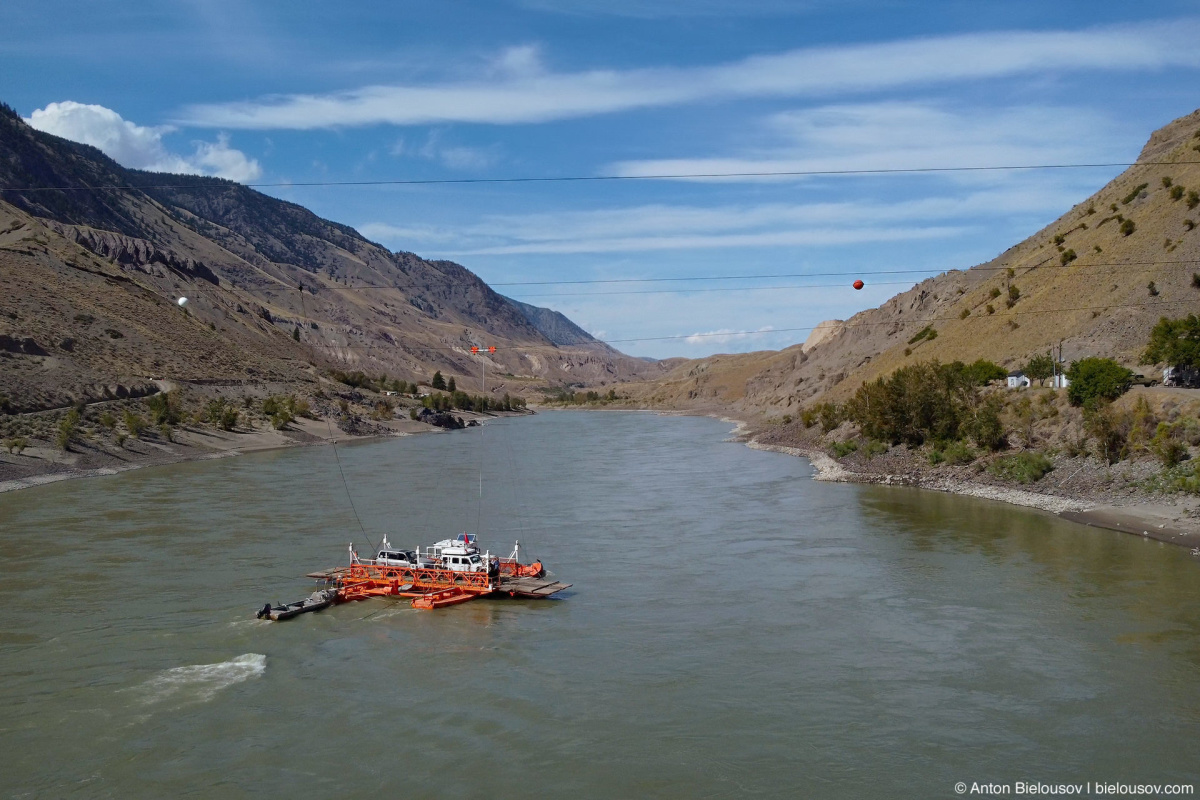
[177,297,189,307]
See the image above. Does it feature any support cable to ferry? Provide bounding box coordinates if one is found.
[297,285,376,554]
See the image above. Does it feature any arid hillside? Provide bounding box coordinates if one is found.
[627,108,1200,418]
[0,104,665,413]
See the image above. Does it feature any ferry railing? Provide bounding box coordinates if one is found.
[342,563,493,593]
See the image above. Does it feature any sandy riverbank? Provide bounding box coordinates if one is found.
[0,415,444,495]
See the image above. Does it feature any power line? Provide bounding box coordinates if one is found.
[336,259,1200,292]
[4,160,1200,193]
[598,298,1198,344]
[296,298,1196,353]
[513,280,918,298]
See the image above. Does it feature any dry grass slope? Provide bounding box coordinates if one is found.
[624,108,1200,417]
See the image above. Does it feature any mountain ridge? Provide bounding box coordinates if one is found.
[0,103,665,412]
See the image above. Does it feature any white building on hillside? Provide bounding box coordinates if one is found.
[1007,370,1031,389]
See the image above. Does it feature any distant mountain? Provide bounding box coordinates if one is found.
[629,108,1200,416]
[506,297,606,348]
[0,103,664,411]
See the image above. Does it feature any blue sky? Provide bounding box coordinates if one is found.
[5,1,1200,358]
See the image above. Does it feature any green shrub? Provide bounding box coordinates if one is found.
[115,432,127,447]
[943,440,977,465]
[98,412,116,430]
[123,410,146,438]
[959,308,970,319]
[1066,358,1133,407]
[1006,285,1020,308]
[985,304,995,315]
[1170,185,1185,201]
[863,439,888,458]
[1141,314,1200,368]
[988,451,1054,483]
[431,371,447,390]
[409,408,419,420]
[818,402,844,433]
[1151,423,1189,467]
[1023,354,1053,386]
[205,399,240,431]
[1144,461,1200,495]
[846,360,1005,448]
[830,439,858,458]
[1121,183,1148,205]
[964,395,1007,451]
[962,359,1008,385]
[1060,249,1077,266]
[1083,402,1129,464]
[907,326,937,345]
[158,423,173,442]
[56,410,80,450]
[1120,219,1136,236]
[263,395,300,429]
[1162,177,1173,188]
[928,448,945,465]
[145,392,182,426]
[1188,191,1200,210]
[799,408,818,428]
[3,437,28,455]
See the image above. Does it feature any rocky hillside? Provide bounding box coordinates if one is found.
[0,104,665,412]
[630,108,1200,417]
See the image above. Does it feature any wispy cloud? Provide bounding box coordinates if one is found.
[175,21,1200,129]
[359,181,1079,256]
[27,101,261,181]
[390,130,502,170]
[514,0,824,19]
[611,102,1130,179]
[685,326,776,345]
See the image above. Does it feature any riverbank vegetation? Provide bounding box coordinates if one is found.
[773,345,1200,499]
[543,387,622,406]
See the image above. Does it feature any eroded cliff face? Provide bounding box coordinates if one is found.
[0,105,666,412]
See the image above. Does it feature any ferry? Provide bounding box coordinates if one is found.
[258,533,568,618]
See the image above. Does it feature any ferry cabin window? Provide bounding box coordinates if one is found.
[470,555,481,564]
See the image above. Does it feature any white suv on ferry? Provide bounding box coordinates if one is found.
[374,549,435,569]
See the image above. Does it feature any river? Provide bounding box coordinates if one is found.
[1,411,1198,798]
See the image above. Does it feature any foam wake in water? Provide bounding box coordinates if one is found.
[132,653,266,705]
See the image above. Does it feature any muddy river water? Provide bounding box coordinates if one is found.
[1,411,1199,798]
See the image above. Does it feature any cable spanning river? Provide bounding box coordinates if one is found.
[2,411,1199,798]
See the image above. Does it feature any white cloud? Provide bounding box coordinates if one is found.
[190,133,263,182]
[175,20,1200,129]
[26,101,262,181]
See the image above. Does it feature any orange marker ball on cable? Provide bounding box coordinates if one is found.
[853,279,864,290]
